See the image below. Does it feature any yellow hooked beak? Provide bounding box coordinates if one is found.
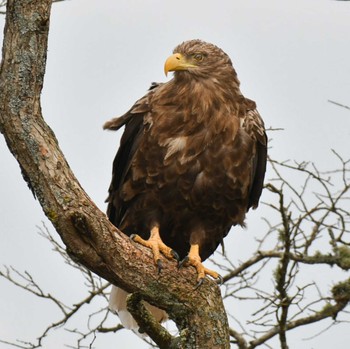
[164,53,197,76]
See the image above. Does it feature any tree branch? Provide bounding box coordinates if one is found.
[248,296,348,349]
[126,293,176,349]
[328,100,350,111]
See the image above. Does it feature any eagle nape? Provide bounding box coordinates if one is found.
[130,225,180,273]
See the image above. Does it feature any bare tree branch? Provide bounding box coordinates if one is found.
[328,100,350,110]
[0,0,67,14]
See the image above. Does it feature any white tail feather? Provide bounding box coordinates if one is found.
[109,286,168,336]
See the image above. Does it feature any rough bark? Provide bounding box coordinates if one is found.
[0,1,229,348]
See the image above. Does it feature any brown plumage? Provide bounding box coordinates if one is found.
[105,39,267,331]
[105,39,267,267]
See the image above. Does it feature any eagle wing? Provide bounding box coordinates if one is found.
[104,83,161,226]
[242,101,268,210]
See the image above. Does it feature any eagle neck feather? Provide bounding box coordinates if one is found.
[151,75,243,164]
[167,75,242,119]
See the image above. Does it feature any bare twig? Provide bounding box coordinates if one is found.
[328,100,350,111]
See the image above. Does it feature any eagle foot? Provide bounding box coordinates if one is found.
[130,226,178,273]
[178,244,221,286]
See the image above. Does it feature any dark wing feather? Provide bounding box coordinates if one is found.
[242,101,268,210]
[104,83,161,225]
[248,138,267,209]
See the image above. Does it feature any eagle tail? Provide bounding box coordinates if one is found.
[109,286,168,336]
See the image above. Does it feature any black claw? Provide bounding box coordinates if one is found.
[194,277,205,290]
[178,256,189,269]
[129,234,137,241]
[171,249,180,261]
[157,259,163,274]
[216,275,223,285]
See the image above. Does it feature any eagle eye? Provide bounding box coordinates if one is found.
[193,53,204,62]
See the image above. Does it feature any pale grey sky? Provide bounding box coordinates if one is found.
[1,0,350,348]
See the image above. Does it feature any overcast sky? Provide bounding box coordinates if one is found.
[1,0,350,348]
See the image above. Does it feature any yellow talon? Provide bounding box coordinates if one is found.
[131,226,178,270]
[180,244,221,282]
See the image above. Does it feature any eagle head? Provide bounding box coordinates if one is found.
[164,39,235,80]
